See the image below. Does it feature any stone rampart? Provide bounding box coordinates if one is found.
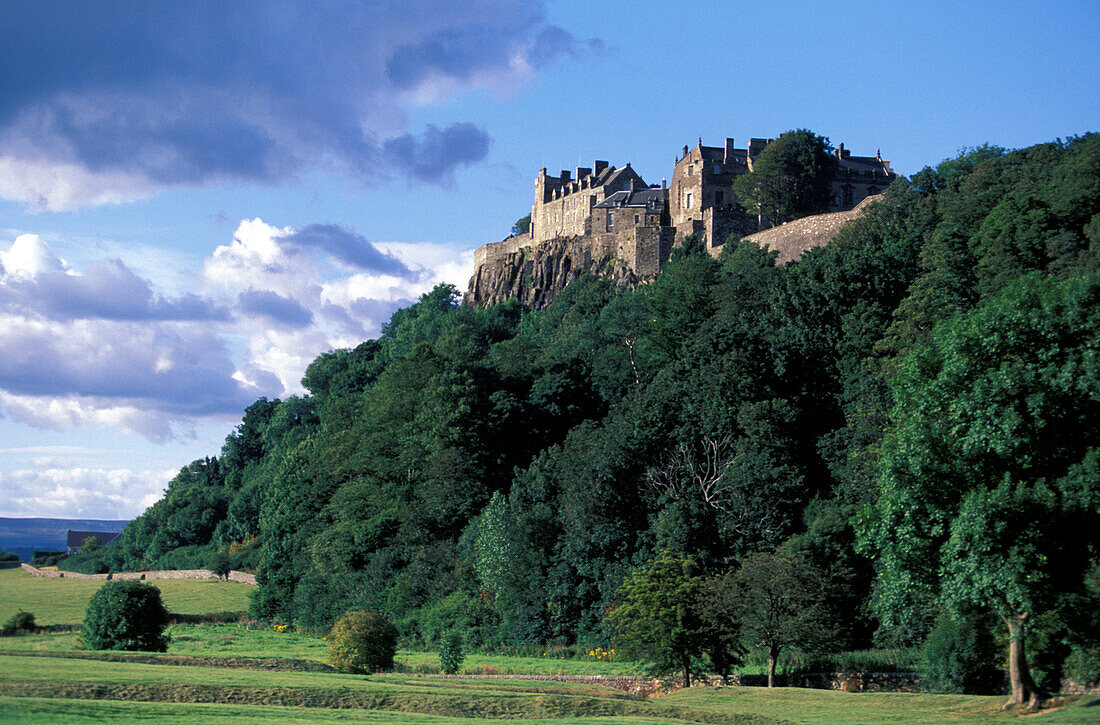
[475,233,532,267]
[20,562,256,586]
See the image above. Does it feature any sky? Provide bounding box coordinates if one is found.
[0,0,1096,520]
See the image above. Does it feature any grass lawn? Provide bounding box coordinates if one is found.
[0,622,648,675]
[0,567,252,625]
[0,649,1097,724]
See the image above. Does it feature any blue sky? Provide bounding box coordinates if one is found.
[0,0,1096,519]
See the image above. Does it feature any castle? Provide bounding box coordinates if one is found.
[468,135,896,307]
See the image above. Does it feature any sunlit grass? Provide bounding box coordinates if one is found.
[0,568,252,625]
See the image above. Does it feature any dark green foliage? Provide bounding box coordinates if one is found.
[733,129,838,224]
[327,610,398,673]
[735,551,837,687]
[109,135,1099,683]
[439,632,465,674]
[0,549,19,562]
[81,580,170,652]
[2,610,36,635]
[511,214,531,236]
[920,610,1001,694]
[608,551,741,687]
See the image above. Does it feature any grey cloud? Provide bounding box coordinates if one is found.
[0,320,274,418]
[0,260,229,322]
[384,123,491,184]
[238,289,314,328]
[0,1,582,206]
[284,224,417,277]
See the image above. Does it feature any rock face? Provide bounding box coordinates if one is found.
[466,197,879,309]
[464,235,647,309]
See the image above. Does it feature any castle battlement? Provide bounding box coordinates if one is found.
[469,134,897,307]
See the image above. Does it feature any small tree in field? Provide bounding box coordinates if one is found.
[736,551,833,687]
[82,580,170,652]
[328,610,398,674]
[439,632,465,674]
[608,550,741,688]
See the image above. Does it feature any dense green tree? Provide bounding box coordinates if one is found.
[82,581,170,652]
[608,551,740,687]
[735,551,834,687]
[732,129,838,225]
[863,272,1100,708]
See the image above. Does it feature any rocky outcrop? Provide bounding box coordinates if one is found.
[464,235,646,309]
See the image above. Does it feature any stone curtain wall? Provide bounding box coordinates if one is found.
[20,563,256,586]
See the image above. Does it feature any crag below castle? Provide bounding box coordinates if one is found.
[466,135,895,309]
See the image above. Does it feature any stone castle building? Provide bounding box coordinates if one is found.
[467,135,896,307]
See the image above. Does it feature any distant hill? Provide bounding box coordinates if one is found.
[0,517,130,562]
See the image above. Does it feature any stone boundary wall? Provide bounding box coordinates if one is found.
[474,233,533,267]
[20,563,256,586]
[422,671,923,694]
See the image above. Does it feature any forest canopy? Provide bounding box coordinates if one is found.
[76,134,1100,698]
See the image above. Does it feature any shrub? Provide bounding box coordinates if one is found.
[328,610,398,674]
[920,611,1001,694]
[1,610,36,635]
[0,549,18,562]
[81,580,171,652]
[439,632,465,674]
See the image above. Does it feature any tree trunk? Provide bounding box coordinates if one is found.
[681,652,691,689]
[767,644,779,688]
[1003,614,1041,711]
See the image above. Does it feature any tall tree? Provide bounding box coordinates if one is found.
[732,129,838,225]
[863,272,1100,709]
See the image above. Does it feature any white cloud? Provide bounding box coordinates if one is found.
[0,467,176,519]
[0,234,66,276]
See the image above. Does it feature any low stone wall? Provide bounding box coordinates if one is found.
[20,563,256,586]
[423,671,923,695]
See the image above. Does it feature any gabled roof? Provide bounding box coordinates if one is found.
[594,187,667,209]
[66,530,121,547]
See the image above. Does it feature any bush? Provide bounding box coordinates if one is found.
[0,549,18,562]
[920,611,1001,694]
[1,610,36,635]
[327,610,398,674]
[81,580,171,652]
[439,632,465,674]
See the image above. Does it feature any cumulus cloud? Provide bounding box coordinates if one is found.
[0,259,229,322]
[0,1,588,209]
[0,220,472,444]
[238,289,313,328]
[0,467,175,519]
[283,224,416,277]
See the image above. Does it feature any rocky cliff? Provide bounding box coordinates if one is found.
[466,198,878,309]
[464,236,646,309]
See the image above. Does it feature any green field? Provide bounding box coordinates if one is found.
[1,568,1098,723]
[0,568,252,625]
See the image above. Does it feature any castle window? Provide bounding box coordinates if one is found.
[713,164,722,174]
[842,185,854,207]
[634,214,640,225]
[685,192,693,209]
[606,213,614,232]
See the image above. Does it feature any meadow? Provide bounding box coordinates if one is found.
[1,568,1097,724]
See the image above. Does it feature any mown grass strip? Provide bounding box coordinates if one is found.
[0,696,699,725]
[0,682,787,724]
[0,649,336,672]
